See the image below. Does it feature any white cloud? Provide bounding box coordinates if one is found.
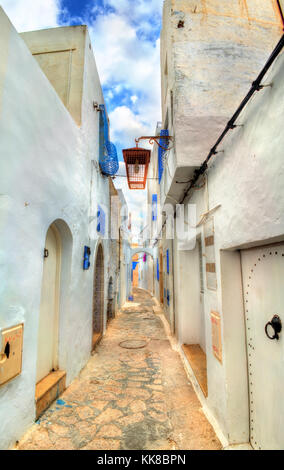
[106,0,163,25]
[1,0,60,31]
[1,0,162,240]
[109,105,151,148]
[87,2,163,239]
[89,12,161,91]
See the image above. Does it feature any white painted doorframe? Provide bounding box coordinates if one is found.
[36,224,61,383]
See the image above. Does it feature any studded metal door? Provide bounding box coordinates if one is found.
[93,245,104,339]
[241,244,284,450]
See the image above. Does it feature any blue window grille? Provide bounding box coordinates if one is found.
[99,104,119,176]
[156,259,159,281]
[166,249,169,274]
[97,205,106,235]
[158,129,169,184]
[167,289,170,306]
[152,194,158,221]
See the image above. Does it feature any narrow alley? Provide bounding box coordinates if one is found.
[16,289,221,451]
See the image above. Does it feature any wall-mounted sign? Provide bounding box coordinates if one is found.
[211,311,222,364]
[83,246,91,270]
[204,218,217,290]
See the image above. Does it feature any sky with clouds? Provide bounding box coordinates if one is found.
[1,0,163,239]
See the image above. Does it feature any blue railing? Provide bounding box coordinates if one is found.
[99,104,119,176]
[158,129,169,184]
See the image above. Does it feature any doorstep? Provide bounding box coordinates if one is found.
[182,344,208,397]
[35,370,66,420]
[92,332,103,351]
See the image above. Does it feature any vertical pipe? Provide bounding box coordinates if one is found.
[276,0,284,28]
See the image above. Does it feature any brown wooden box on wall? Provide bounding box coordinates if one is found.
[0,324,24,387]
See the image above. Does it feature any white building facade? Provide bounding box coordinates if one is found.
[146,0,284,450]
[0,8,121,449]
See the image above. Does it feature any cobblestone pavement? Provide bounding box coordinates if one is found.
[17,288,221,450]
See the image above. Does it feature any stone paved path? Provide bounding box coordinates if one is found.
[17,288,221,450]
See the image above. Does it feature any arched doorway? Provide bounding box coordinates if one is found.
[107,277,114,322]
[36,224,61,383]
[92,244,104,349]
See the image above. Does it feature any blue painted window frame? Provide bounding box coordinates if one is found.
[166,249,169,274]
[97,204,106,235]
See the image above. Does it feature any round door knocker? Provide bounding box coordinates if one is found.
[265,315,282,340]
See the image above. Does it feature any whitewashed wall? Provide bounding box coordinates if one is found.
[175,51,284,444]
[0,9,111,449]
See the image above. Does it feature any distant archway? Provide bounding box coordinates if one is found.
[130,249,155,292]
[130,247,154,260]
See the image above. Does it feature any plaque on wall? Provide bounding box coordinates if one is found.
[204,217,217,290]
[211,311,222,364]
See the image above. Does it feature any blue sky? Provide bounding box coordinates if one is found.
[1,0,164,238]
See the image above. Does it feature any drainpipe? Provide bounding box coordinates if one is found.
[171,237,176,335]
[277,1,284,29]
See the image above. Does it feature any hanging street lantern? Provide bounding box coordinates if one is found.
[122,146,151,190]
[122,135,173,190]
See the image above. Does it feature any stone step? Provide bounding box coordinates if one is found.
[35,370,66,420]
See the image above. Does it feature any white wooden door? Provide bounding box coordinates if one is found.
[36,225,60,383]
[241,244,284,450]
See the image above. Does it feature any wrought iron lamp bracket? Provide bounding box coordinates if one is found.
[134,136,173,151]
